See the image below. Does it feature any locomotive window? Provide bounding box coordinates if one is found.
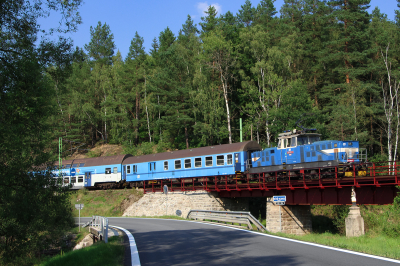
[227,154,233,165]
[287,138,291,147]
[291,137,297,147]
[206,156,213,167]
[217,155,224,166]
[297,136,307,145]
[113,167,118,174]
[71,177,76,183]
[105,168,111,174]
[78,176,84,183]
[309,136,320,144]
[195,158,202,168]
[79,163,85,167]
[185,159,191,168]
[127,165,131,174]
[278,139,282,149]
[164,161,168,170]
[175,160,181,169]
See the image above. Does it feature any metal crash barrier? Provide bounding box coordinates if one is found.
[187,210,266,232]
[88,216,109,243]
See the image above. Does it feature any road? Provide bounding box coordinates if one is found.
[79,217,399,266]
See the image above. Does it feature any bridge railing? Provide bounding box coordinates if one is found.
[89,216,109,243]
[187,210,266,232]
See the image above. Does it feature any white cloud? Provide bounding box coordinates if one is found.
[197,2,222,17]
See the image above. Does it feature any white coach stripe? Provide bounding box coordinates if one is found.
[110,225,141,266]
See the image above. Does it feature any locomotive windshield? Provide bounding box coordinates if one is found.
[297,135,320,145]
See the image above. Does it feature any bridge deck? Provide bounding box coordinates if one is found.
[143,162,400,205]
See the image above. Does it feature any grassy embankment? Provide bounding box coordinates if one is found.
[39,236,124,266]
[70,188,144,217]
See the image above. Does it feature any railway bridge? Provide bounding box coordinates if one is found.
[141,162,400,235]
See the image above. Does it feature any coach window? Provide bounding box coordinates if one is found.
[185,159,191,169]
[127,165,131,174]
[65,164,71,168]
[78,176,84,183]
[227,154,233,165]
[113,167,118,174]
[195,158,202,168]
[64,177,69,184]
[72,164,78,168]
[164,161,168,170]
[206,156,213,167]
[175,160,181,170]
[79,163,85,167]
[71,177,76,183]
[133,165,137,173]
[217,155,224,166]
[105,168,111,174]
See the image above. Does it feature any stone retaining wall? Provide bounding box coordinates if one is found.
[123,190,249,218]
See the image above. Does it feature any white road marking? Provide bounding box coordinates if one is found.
[109,225,141,266]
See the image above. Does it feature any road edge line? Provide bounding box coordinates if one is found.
[109,225,141,266]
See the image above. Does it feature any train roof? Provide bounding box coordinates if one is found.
[123,141,262,165]
[54,155,132,167]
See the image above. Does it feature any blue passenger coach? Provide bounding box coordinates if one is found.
[122,141,262,183]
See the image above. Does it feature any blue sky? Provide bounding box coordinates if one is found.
[39,0,399,59]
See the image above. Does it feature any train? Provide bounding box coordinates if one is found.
[53,129,367,190]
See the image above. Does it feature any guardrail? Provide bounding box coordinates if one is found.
[89,216,109,243]
[187,210,266,232]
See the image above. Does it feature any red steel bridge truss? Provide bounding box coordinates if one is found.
[143,162,400,205]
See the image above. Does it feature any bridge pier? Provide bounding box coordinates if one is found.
[266,197,312,235]
[345,206,365,237]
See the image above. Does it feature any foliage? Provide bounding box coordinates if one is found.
[0,0,82,264]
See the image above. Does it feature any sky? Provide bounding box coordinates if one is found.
[39,0,399,59]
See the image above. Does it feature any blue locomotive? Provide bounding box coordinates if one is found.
[250,129,367,178]
[53,129,366,189]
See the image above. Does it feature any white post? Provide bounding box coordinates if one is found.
[279,205,282,232]
[79,208,81,232]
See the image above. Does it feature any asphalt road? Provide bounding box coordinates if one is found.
[79,217,399,266]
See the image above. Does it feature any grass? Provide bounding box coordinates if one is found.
[39,236,124,266]
[269,232,400,260]
[70,188,143,217]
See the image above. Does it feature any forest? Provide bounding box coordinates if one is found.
[1,1,400,262]
[37,0,400,161]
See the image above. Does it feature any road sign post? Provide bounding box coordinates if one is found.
[75,204,84,232]
[273,196,286,232]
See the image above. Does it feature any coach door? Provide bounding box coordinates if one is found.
[148,162,156,179]
[84,172,92,187]
[123,165,127,180]
[234,153,241,172]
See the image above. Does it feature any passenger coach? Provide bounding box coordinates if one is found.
[122,141,262,183]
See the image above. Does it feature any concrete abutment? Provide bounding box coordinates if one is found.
[266,197,312,235]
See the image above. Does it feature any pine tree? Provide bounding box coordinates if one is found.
[84,21,116,66]
[237,0,255,27]
[199,6,219,36]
